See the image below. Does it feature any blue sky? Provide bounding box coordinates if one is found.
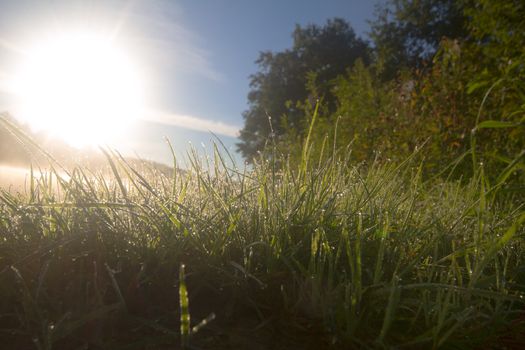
[0,0,380,165]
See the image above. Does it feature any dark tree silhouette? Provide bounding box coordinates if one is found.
[237,18,370,160]
[370,0,468,79]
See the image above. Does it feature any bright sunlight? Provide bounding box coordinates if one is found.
[9,30,145,147]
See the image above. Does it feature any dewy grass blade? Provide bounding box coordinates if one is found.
[179,263,190,349]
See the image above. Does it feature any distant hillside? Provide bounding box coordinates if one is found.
[0,112,172,174]
[0,113,34,166]
[0,112,98,167]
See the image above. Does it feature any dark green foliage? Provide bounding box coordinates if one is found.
[370,0,468,79]
[462,0,525,169]
[239,0,524,189]
[237,18,370,160]
[313,60,407,162]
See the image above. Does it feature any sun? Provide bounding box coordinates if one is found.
[9,31,145,148]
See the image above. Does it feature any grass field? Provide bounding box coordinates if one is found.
[0,119,524,349]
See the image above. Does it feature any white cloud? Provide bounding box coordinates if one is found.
[145,109,240,138]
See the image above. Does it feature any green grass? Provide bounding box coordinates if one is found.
[0,116,524,349]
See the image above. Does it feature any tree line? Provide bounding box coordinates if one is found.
[237,0,524,181]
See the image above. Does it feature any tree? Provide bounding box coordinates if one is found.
[370,0,468,80]
[237,18,370,160]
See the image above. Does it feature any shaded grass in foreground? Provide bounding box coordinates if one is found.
[0,122,524,348]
